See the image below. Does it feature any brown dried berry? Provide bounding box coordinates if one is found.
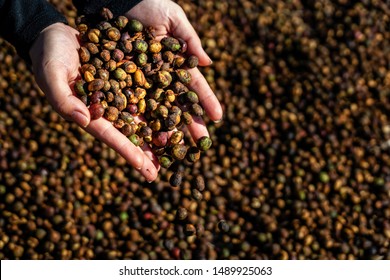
[152,146,166,156]
[181,111,193,125]
[178,37,187,53]
[128,19,143,33]
[127,104,138,115]
[152,131,168,147]
[218,220,230,233]
[120,112,134,123]
[176,207,188,220]
[173,56,186,68]
[191,103,204,116]
[104,106,119,122]
[100,49,111,62]
[105,91,115,103]
[138,126,153,142]
[137,99,146,115]
[112,93,127,111]
[79,47,90,63]
[148,40,162,53]
[106,27,121,41]
[100,7,113,20]
[185,224,196,236]
[186,55,199,68]
[95,69,108,81]
[113,68,127,80]
[191,189,203,201]
[85,42,99,55]
[161,37,181,52]
[185,91,199,104]
[124,74,132,87]
[74,80,87,96]
[134,69,146,86]
[156,105,169,119]
[84,71,94,82]
[165,113,180,130]
[115,16,128,30]
[118,39,133,53]
[135,53,148,66]
[150,53,162,64]
[129,134,141,146]
[120,123,134,136]
[88,79,105,92]
[81,64,96,75]
[90,91,105,104]
[186,146,201,163]
[159,155,173,169]
[89,103,105,120]
[175,69,191,84]
[169,171,183,187]
[88,29,101,43]
[146,99,158,112]
[122,61,137,74]
[105,59,117,71]
[162,51,175,63]
[170,106,182,116]
[172,81,188,94]
[149,119,161,132]
[113,118,125,129]
[112,49,124,62]
[91,57,103,69]
[133,39,148,53]
[77,23,88,33]
[102,40,117,51]
[171,144,188,160]
[164,89,176,103]
[134,87,146,99]
[109,79,120,93]
[170,131,184,145]
[197,136,212,151]
[193,175,205,192]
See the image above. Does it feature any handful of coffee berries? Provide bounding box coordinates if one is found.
[74,8,212,171]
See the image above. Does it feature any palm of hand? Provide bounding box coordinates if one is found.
[127,0,223,132]
[31,23,159,181]
[30,1,222,182]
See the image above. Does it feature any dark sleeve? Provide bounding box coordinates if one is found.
[73,0,143,17]
[0,0,67,62]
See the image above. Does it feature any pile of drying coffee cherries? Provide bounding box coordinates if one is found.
[74,8,212,173]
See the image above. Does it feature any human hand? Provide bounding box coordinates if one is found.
[126,0,223,140]
[29,23,159,181]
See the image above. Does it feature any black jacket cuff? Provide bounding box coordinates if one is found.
[0,0,67,63]
[73,0,143,18]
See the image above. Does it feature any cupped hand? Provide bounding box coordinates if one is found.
[29,23,159,181]
[126,0,223,139]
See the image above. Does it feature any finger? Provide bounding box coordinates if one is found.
[132,115,161,172]
[141,142,161,172]
[186,115,209,141]
[40,61,91,128]
[85,117,159,182]
[171,8,212,66]
[187,68,223,122]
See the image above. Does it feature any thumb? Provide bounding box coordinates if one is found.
[40,61,90,128]
[171,9,212,66]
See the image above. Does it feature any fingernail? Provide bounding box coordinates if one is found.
[72,111,89,127]
[214,117,223,124]
[208,58,213,65]
[147,180,153,183]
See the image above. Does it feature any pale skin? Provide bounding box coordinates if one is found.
[29,0,223,182]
